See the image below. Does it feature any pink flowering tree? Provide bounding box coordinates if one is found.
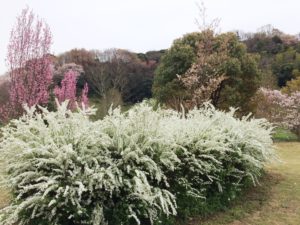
[256,88,300,137]
[80,83,89,108]
[54,70,89,110]
[0,7,53,123]
[54,70,77,109]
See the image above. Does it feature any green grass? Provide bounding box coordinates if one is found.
[273,127,299,142]
[1,143,300,224]
[88,96,133,121]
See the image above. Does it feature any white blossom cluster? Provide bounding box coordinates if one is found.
[0,101,275,225]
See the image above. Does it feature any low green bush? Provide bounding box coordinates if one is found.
[0,102,275,225]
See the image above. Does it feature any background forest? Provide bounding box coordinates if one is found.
[1,22,299,138]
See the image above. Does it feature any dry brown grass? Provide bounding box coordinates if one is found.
[0,160,10,209]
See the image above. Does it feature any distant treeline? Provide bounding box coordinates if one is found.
[1,25,300,113]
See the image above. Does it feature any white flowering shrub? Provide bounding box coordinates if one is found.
[0,101,274,225]
[158,105,275,222]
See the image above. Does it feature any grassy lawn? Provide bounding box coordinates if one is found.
[273,127,299,142]
[0,143,299,224]
[190,142,300,225]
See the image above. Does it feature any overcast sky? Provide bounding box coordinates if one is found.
[0,0,299,74]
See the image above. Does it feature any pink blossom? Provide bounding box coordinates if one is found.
[0,7,52,122]
[54,70,89,110]
[54,70,77,110]
[257,88,300,135]
[80,82,89,108]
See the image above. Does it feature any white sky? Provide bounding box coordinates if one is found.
[0,0,300,74]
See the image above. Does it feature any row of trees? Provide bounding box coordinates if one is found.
[240,25,300,88]
[1,7,299,134]
[54,48,159,103]
[0,8,89,124]
[151,24,300,138]
[0,8,163,124]
[239,26,300,137]
[152,30,261,114]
